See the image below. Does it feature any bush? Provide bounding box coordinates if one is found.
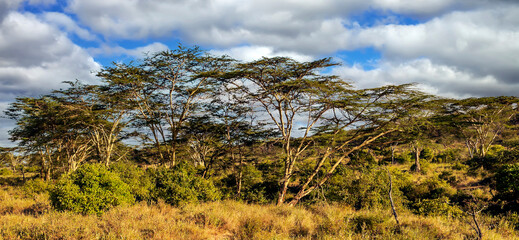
[325,165,410,210]
[50,163,135,215]
[238,164,274,204]
[495,163,519,196]
[403,177,456,202]
[439,170,457,185]
[493,163,519,212]
[0,168,13,176]
[434,149,462,163]
[421,148,435,162]
[23,178,51,198]
[452,162,468,171]
[412,196,463,217]
[468,147,519,170]
[110,162,152,202]
[26,165,41,173]
[394,151,412,164]
[148,163,221,206]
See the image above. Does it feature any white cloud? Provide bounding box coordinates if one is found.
[66,0,519,96]
[42,12,97,41]
[210,45,313,62]
[334,59,519,98]
[0,11,100,146]
[341,6,519,85]
[88,42,169,59]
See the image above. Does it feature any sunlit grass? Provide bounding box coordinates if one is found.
[0,185,517,240]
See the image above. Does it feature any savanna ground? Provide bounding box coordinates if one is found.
[1,162,518,240]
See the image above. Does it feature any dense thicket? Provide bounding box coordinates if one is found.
[2,45,519,230]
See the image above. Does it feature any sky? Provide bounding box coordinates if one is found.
[0,0,519,146]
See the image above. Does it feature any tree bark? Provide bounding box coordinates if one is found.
[414,145,421,172]
[387,168,400,226]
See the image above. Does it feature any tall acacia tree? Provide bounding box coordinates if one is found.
[440,96,519,158]
[6,94,93,178]
[232,56,432,205]
[98,45,233,166]
[287,84,432,205]
[232,57,350,205]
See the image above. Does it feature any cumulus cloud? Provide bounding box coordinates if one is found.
[0,11,100,146]
[210,45,313,62]
[333,59,519,98]
[42,12,97,41]
[88,42,169,59]
[333,6,519,91]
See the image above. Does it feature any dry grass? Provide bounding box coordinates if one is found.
[1,184,517,240]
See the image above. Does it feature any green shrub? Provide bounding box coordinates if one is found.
[487,145,506,158]
[439,170,457,185]
[412,196,463,217]
[26,165,41,173]
[238,164,272,204]
[350,213,387,233]
[493,163,519,212]
[434,149,462,163]
[0,168,13,176]
[325,165,410,210]
[403,177,456,202]
[50,163,135,215]
[495,163,519,195]
[23,178,51,198]
[421,148,435,162]
[395,151,412,164]
[110,162,152,202]
[452,162,468,171]
[410,159,430,174]
[148,163,221,206]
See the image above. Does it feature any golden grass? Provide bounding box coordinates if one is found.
[0,186,517,239]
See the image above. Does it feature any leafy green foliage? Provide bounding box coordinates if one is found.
[412,196,463,217]
[22,178,51,198]
[0,168,12,176]
[147,163,221,206]
[493,163,519,212]
[110,162,152,202]
[403,177,456,202]
[434,149,462,163]
[50,164,135,215]
[324,165,410,210]
[420,148,435,162]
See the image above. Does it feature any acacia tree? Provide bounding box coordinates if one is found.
[287,84,432,205]
[232,57,350,205]
[5,94,93,179]
[98,45,232,166]
[441,97,519,158]
[0,147,25,180]
[207,83,268,196]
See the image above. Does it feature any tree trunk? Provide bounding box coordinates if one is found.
[277,179,290,205]
[472,212,482,240]
[387,168,400,226]
[45,165,51,181]
[391,144,397,165]
[414,145,421,172]
[466,140,474,159]
[20,166,26,183]
[236,152,243,197]
[277,156,293,205]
